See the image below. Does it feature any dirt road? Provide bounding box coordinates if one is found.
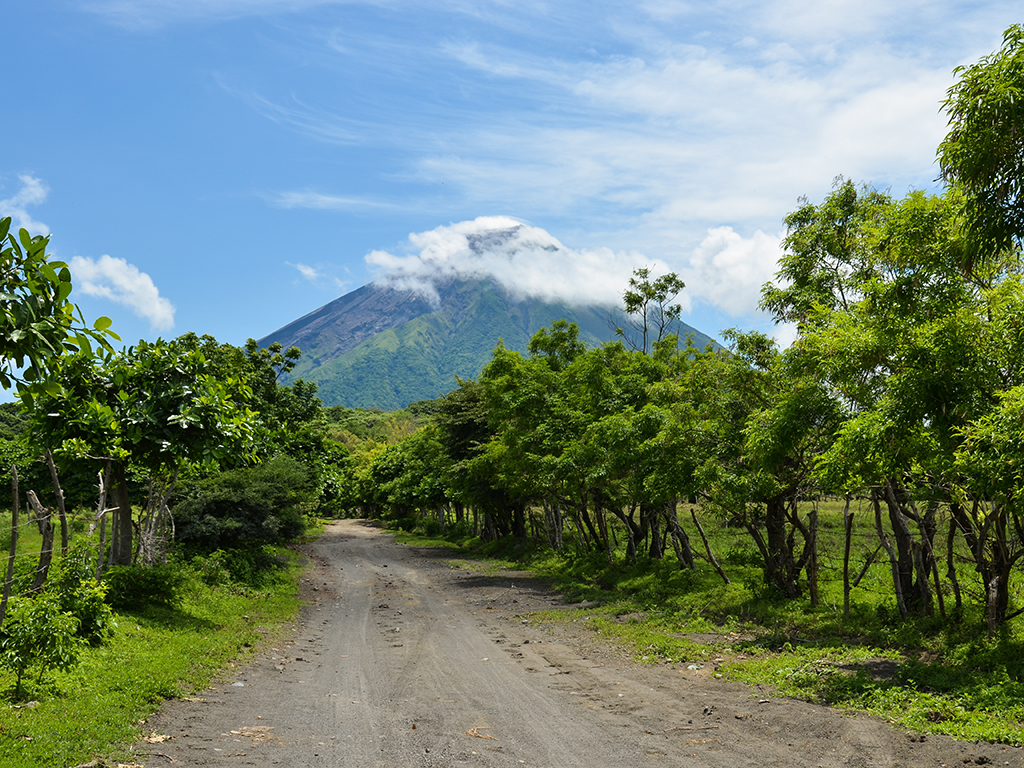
[133,520,1023,767]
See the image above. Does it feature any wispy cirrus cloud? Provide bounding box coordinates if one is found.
[286,260,349,289]
[70,254,176,331]
[271,190,400,211]
[83,0,355,29]
[192,1,1013,324]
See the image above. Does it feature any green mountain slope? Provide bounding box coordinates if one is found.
[261,276,717,409]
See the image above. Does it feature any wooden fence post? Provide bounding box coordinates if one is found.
[1,465,20,624]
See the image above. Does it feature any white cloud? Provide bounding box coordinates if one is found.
[271,190,398,211]
[291,262,321,281]
[427,37,954,225]
[366,216,665,309]
[69,254,176,331]
[0,175,49,235]
[287,260,348,288]
[684,227,783,316]
[771,321,799,350]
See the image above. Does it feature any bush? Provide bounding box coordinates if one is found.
[104,561,189,609]
[173,455,313,553]
[191,545,284,588]
[46,545,115,644]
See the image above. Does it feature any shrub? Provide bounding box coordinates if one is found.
[104,561,189,609]
[45,545,116,644]
[172,455,313,553]
[191,545,284,588]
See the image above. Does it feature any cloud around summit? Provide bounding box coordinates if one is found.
[366,216,674,310]
[365,216,783,318]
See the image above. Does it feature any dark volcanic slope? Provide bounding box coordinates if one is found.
[259,276,718,410]
[259,281,437,368]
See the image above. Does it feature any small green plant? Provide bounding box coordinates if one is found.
[0,593,84,697]
[193,548,232,586]
[0,543,303,765]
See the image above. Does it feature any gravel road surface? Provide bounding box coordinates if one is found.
[132,520,1024,767]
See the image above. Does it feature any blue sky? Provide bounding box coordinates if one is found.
[3,1,1018,356]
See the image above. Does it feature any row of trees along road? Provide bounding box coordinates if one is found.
[1,25,1023,691]
[343,25,1024,636]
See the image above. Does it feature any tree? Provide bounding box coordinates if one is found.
[0,593,82,697]
[527,319,586,372]
[0,217,116,397]
[954,384,1024,633]
[617,268,686,354]
[939,24,1024,254]
[28,337,259,565]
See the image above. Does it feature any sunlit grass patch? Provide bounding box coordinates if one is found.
[0,549,302,767]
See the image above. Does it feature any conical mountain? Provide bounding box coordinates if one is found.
[260,275,717,410]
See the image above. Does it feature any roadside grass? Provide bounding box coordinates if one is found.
[0,547,302,768]
[391,503,1024,745]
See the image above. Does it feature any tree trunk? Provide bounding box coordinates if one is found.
[110,462,134,566]
[945,508,963,615]
[754,496,802,598]
[91,465,111,578]
[806,504,819,608]
[543,498,563,551]
[43,451,69,557]
[882,480,932,615]
[665,500,695,569]
[609,505,642,565]
[512,501,527,541]
[873,488,907,618]
[842,497,853,615]
[642,502,662,560]
[691,506,730,584]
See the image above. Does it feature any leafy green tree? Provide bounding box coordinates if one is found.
[939,24,1024,254]
[527,319,587,372]
[0,217,117,398]
[760,180,890,327]
[954,384,1024,632]
[434,378,492,531]
[28,337,259,565]
[616,268,686,354]
[762,179,1024,618]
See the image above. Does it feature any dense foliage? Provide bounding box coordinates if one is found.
[1,24,1024,747]
[330,26,1024,642]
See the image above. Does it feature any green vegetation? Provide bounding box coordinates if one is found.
[336,27,1024,744]
[0,549,301,767]
[0,216,332,762]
